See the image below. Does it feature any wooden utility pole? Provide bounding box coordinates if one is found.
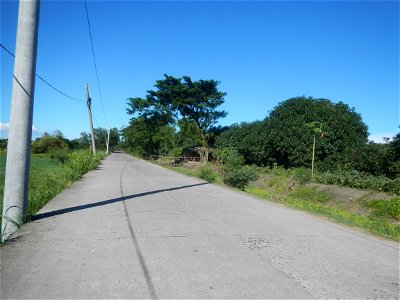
[86,83,96,155]
[1,0,40,241]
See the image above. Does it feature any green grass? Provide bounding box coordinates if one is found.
[245,185,400,241]
[0,151,105,238]
[283,195,400,241]
[361,197,400,220]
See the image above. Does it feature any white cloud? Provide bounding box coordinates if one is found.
[0,122,40,139]
[368,133,395,144]
[0,122,9,131]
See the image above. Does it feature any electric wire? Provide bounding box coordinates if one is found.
[0,43,85,102]
[84,0,108,124]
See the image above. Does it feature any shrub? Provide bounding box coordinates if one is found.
[224,165,258,190]
[31,135,69,154]
[218,148,244,170]
[314,170,400,195]
[198,165,218,183]
[292,167,312,184]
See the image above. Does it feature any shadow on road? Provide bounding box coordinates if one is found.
[32,182,208,221]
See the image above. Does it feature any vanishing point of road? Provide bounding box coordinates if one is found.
[1,153,398,299]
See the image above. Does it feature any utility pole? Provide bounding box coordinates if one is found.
[86,83,96,155]
[106,120,110,155]
[2,0,40,241]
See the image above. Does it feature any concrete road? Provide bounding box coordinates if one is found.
[1,153,398,299]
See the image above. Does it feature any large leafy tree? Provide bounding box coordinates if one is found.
[217,97,369,170]
[216,121,268,165]
[122,115,175,157]
[126,74,227,160]
[264,97,368,168]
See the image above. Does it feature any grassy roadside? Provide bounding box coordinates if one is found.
[150,159,399,241]
[0,150,106,237]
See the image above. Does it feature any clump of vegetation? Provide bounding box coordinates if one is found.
[65,151,104,176]
[218,148,258,190]
[198,165,219,183]
[314,170,400,195]
[31,131,70,154]
[0,150,106,232]
[224,165,258,190]
[361,197,400,220]
[282,195,400,241]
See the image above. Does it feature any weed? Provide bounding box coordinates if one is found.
[245,186,272,199]
[198,165,218,183]
[283,196,400,241]
[288,187,333,204]
[361,197,400,220]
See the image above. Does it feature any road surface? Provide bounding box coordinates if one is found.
[1,153,398,298]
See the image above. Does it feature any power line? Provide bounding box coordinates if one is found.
[1,43,85,102]
[84,0,108,123]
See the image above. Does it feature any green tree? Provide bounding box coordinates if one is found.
[31,131,70,154]
[122,115,175,157]
[216,121,268,165]
[264,97,368,168]
[126,74,227,161]
[216,97,369,170]
[92,127,121,151]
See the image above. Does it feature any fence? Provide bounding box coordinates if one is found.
[149,155,201,166]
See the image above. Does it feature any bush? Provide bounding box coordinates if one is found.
[224,165,258,190]
[31,134,70,154]
[198,165,218,183]
[314,170,399,195]
[292,167,312,184]
[218,148,244,169]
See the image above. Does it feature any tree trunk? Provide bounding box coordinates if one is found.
[198,131,209,164]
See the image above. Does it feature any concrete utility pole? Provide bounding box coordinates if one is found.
[106,121,110,155]
[1,0,40,241]
[86,83,96,155]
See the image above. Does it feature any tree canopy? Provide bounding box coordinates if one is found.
[125,74,227,158]
[217,96,369,170]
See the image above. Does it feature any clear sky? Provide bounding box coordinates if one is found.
[1,0,399,142]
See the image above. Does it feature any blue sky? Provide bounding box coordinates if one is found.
[1,0,399,142]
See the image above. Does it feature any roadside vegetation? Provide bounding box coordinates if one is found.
[153,156,399,241]
[2,76,398,241]
[122,78,399,241]
[0,130,111,237]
